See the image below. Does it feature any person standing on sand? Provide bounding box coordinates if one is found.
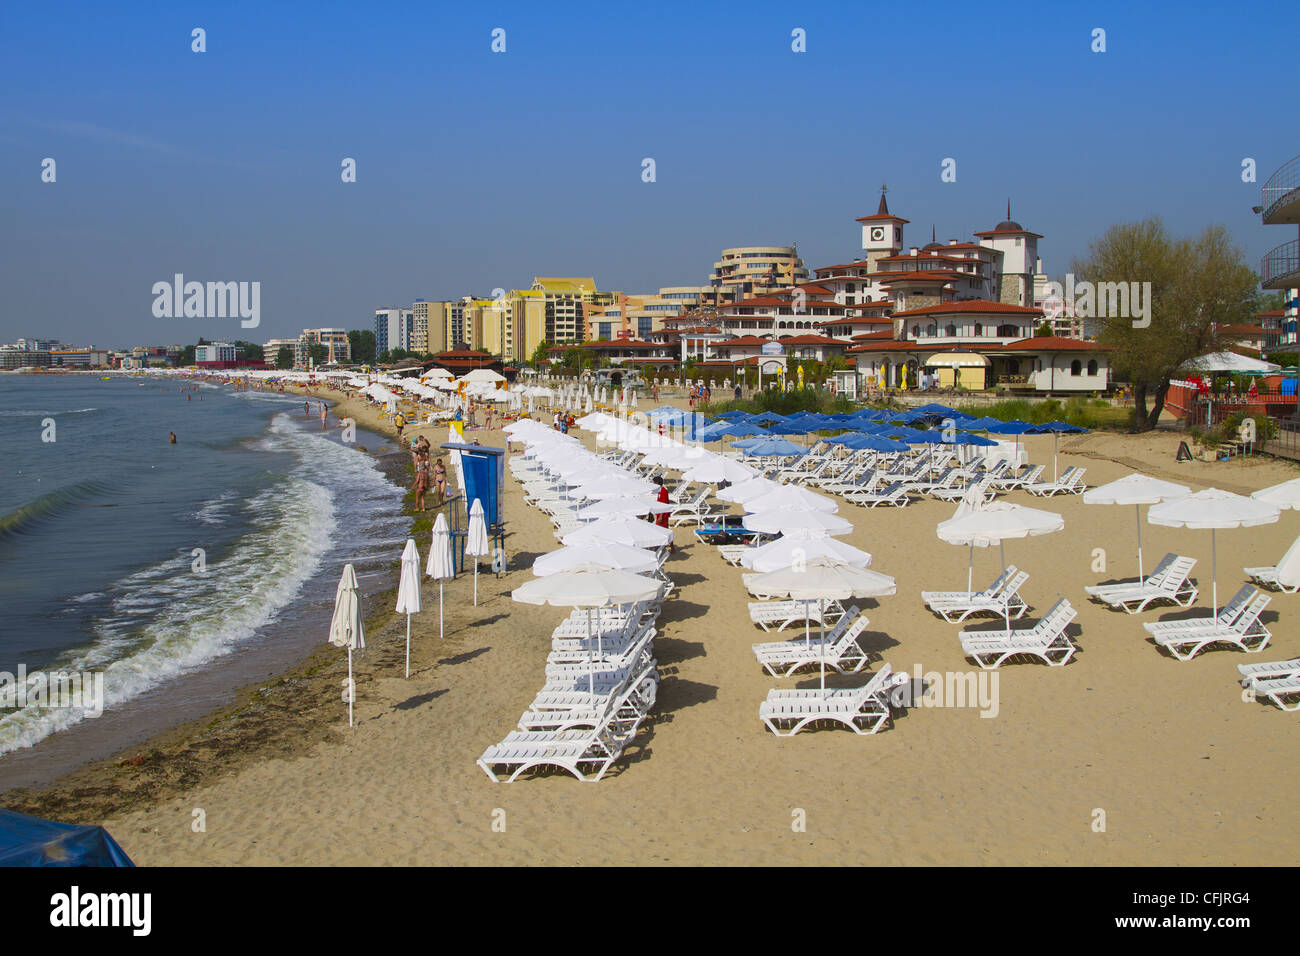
[413,451,431,511]
[652,477,674,553]
[432,458,447,504]
[394,412,406,439]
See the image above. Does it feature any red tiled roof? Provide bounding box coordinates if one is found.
[877,252,970,263]
[1257,309,1285,318]
[891,300,1043,318]
[1216,324,1266,337]
[996,337,1114,352]
[973,224,1043,239]
[846,341,954,354]
[851,330,898,341]
[714,335,772,347]
[855,212,910,223]
[817,316,894,327]
[777,334,846,346]
[580,339,660,350]
[875,271,972,283]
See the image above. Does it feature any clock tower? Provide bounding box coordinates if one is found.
[856,186,908,269]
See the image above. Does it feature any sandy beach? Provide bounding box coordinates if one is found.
[7,387,1300,866]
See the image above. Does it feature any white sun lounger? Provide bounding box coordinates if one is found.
[843,481,911,508]
[1091,555,1198,614]
[1084,553,1179,602]
[716,543,755,566]
[1240,674,1300,712]
[520,665,659,737]
[747,599,845,631]
[1026,466,1087,497]
[927,569,1030,624]
[1148,591,1272,660]
[477,725,626,782]
[991,463,1044,491]
[1244,534,1300,594]
[1237,657,1300,682]
[1142,585,1253,637]
[959,599,1078,669]
[668,487,716,527]
[922,566,1017,607]
[758,664,905,736]
[752,610,871,677]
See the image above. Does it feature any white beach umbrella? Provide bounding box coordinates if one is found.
[743,556,896,691]
[743,508,853,536]
[328,563,366,727]
[743,485,839,514]
[426,512,455,640]
[937,501,1064,613]
[571,475,658,499]
[1083,473,1190,581]
[739,532,873,573]
[533,542,660,576]
[395,539,422,678]
[512,569,663,693]
[575,496,672,519]
[716,475,781,505]
[1148,488,1281,614]
[1251,477,1300,511]
[681,456,758,486]
[561,514,674,549]
[467,499,491,606]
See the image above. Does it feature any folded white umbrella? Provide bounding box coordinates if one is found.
[466,499,491,606]
[395,539,422,678]
[512,569,663,694]
[328,563,366,727]
[533,542,660,576]
[426,512,455,640]
[743,509,853,536]
[739,532,872,573]
[1083,473,1190,581]
[743,556,896,692]
[1251,477,1300,511]
[561,515,674,549]
[743,485,838,514]
[1148,488,1280,614]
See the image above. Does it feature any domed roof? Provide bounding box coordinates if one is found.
[994,220,1023,232]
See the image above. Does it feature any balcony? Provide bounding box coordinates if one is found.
[1261,239,1300,289]
[1261,154,1300,224]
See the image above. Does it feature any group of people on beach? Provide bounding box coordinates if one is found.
[410,434,447,511]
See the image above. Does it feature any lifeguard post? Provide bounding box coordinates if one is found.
[440,443,507,573]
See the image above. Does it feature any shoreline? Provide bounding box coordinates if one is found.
[0,378,426,817]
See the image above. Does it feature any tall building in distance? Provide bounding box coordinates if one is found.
[374,308,411,355]
[709,246,808,298]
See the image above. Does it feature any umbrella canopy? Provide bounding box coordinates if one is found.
[737,436,807,458]
[715,475,781,504]
[571,475,658,499]
[828,432,909,453]
[937,500,1064,601]
[561,514,674,548]
[533,542,660,576]
[744,485,838,513]
[1083,473,1191,580]
[1251,477,1300,510]
[739,532,872,572]
[512,568,663,608]
[1148,488,1281,613]
[574,496,672,519]
[743,508,854,536]
[1029,420,1089,482]
[681,456,758,485]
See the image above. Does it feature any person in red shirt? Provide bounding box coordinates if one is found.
[653,476,675,553]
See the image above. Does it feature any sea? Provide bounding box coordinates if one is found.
[0,374,408,791]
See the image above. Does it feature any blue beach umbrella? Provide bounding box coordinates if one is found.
[740,437,807,458]
[831,433,909,453]
[1029,421,1089,482]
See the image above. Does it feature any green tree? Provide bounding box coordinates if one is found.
[233,340,263,363]
[347,329,376,365]
[1073,218,1259,431]
[275,345,294,369]
[306,342,329,367]
[530,339,551,368]
[1035,321,1054,337]
[181,338,209,366]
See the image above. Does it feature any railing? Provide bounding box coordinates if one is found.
[1261,239,1300,288]
[1262,154,1300,222]
[1264,418,1300,461]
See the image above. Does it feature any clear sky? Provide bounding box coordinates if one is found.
[1,0,1296,346]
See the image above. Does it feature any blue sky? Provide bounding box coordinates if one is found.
[1,0,1295,346]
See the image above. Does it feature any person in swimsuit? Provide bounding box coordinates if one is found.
[432,458,447,504]
[413,451,431,511]
[653,476,674,553]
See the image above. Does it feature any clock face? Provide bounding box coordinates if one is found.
[870,227,885,242]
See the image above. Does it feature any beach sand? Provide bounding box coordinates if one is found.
[7,390,1299,865]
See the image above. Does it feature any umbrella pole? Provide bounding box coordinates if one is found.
[588,607,595,696]
[1136,503,1144,582]
[440,582,445,641]
[473,555,479,606]
[405,614,411,679]
[1211,527,1218,616]
[967,544,974,599]
[347,646,354,728]
[1053,433,1059,484]
[820,598,827,695]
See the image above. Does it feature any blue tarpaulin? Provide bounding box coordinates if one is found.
[0,809,133,867]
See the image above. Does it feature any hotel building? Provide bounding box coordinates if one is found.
[1258,155,1300,348]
